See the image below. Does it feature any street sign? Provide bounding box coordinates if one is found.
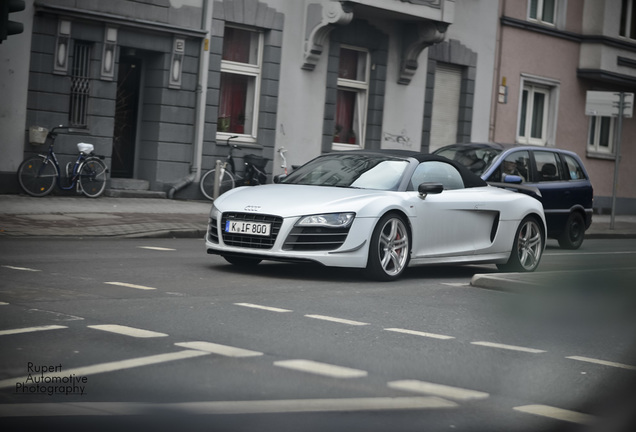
[585,91,633,118]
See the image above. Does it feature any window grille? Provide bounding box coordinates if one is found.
[69,42,91,127]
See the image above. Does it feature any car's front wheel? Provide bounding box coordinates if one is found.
[497,216,544,272]
[558,211,585,249]
[366,213,410,281]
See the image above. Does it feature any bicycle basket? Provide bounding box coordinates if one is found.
[244,154,268,169]
[29,126,49,145]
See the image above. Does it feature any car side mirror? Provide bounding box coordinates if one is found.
[418,182,444,199]
[273,174,287,184]
[503,174,523,184]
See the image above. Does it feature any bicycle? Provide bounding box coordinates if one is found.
[199,136,268,201]
[17,125,109,198]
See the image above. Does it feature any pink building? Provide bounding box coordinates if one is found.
[492,0,636,214]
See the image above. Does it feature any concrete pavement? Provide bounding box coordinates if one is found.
[2,193,635,291]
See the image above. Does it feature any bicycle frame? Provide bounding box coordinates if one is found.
[38,139,90,191]
[222,136,266,186]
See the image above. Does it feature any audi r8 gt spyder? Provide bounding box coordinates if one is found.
[205,150,547,281]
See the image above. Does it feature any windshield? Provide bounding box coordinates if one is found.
[282,153,409,191]
[435,146,502,176]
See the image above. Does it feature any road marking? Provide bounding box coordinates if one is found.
[1,265,40,272]
[175,341,263,358]
[388,380,489,400]
[566,356,636,371]
[0,350,209,389]
[104,281,156,290]
[88,325,168,338]
[304,314,369,326]
[442,282,470,287]
[274,359,368,378]
[138,246,176,251]
[471,341,546,353]
[0,397,458,416]
[514,404,595,425]
[0,325,67,336]
[234,303,292,313]
[0,302,8,306]
[385,328,455,340]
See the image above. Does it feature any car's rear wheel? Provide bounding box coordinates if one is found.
[497,216,544,272]
[366,213,410,281]
[557,211,585,249]
[224,256,262,266]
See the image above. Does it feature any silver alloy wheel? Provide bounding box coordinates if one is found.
[378,217,410,276]
[516,218,543,271]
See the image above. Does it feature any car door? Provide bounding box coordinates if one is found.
[530,150,569,229]
[408,161,497,258]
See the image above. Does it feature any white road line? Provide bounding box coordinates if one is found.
[175,341,263,358]
[88,325,168,338]
[274,359,368,378]
[104,281,156,290]
[304,314,369,326]
[234,303,292,313]
[384,328,455,340]
[0,302,8,306]
[514,404,595,425]
[388,380,489,400]
[0,397,458,416]
[138,246,176,251]
[471,341,546,354]
[0,350,209,389]
[1,265,40,272]
[442,282,470,287]
[0,325,67,336]
[566,356,636,371]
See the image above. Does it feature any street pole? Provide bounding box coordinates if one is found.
[610,92,625,230]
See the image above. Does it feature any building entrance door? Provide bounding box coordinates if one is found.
[112,55,141,178]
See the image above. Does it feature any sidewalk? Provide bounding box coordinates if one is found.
[2,193,636,239]
[0,194,211,239]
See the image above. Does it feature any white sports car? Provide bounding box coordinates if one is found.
[205,150,546,281]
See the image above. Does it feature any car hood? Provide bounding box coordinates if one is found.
[214,184,392,218]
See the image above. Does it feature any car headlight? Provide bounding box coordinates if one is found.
[296,212,355,228]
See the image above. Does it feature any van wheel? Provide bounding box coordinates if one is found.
[558,212,585,249]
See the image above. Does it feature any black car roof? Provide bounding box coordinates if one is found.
[327,149,488,188]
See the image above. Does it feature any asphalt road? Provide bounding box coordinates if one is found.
[0,238,635,432]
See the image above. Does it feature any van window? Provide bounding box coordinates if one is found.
[563,154,586,180]
[534,151,564,182]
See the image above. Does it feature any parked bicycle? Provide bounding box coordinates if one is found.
[17,125,108,198]
[199,136,268,201]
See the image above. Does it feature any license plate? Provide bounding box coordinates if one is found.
[225,220,271,236]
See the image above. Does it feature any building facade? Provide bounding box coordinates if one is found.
[493,0,636,214]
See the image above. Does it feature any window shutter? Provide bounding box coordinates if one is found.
[430,64,462,152]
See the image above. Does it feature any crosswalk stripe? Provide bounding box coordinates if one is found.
[305,314,368,326]
[104,281,156,290]
[234,303,292,313]
[385,328,455,340]
[566,356,636,370]
[0,397,458,416]
[388,380,489,400]
[274,359,368,378]
[88,325,168,338]
[471,341,546,353]
[514,404,595,425]
[0,325,67,336]
[0,350,209,389]
[175,341,262,357]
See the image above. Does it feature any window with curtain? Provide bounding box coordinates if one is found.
[218,26,262,138]
[333,47,369,148]
[528,0,556,25]
[588,115,615,155]
[518,83,550,146]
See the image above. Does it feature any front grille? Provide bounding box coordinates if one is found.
[221,212,283,249]
[283,226,350,251]
[208,217,219,244]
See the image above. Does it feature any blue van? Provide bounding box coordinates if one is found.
[434,143,593,249]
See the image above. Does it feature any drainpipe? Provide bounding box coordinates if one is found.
[169,0,213,199]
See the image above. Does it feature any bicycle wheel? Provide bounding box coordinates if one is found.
[200,168,235,201]
[78,158,108,198]
[17,156,58,197]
